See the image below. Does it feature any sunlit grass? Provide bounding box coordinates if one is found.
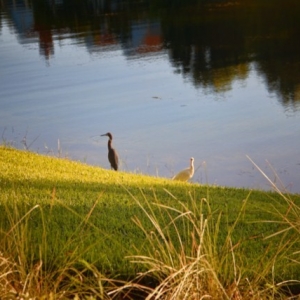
[0,146,299,298]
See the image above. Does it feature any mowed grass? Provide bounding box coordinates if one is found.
[0,146,300,298]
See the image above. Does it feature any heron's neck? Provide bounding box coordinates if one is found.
[108,139,113,150]
[190,161,194,172]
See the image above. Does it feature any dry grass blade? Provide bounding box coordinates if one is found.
[246,155,284,196]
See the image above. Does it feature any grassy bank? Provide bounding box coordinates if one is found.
[0,146,299,298]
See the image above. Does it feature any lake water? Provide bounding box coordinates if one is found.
[1,0,300,193]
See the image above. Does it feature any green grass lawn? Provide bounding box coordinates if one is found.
[0,146,299,298]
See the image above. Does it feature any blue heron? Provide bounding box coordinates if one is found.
[101,132,119,171]
[172,157,194,181]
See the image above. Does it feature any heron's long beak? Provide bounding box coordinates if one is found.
[101,134,107,136]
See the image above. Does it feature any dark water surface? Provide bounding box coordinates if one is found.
[1,0,300,192]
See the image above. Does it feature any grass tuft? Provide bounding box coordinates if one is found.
[121,188,300,299]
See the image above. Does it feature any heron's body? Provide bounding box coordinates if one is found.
[101,132,119,171]
[172,157,194,181]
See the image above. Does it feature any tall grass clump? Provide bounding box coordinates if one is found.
[121,186,300,299]
[0,198,125,299]
[247,157,300,295]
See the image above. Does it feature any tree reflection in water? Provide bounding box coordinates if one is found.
[1,0,300,106]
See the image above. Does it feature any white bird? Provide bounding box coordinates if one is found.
[172,157,194,181]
